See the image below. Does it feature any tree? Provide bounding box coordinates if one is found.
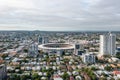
[32,73,40,80]
[62,72,69,80]
[9,74,20,80]
[116,52,120,59]
[23,49,28,53]
[21,75,27,80]
[21,75,30,80]
[46,72,51,78]
[1,54,8,59]
[62,51,65,56]
[91,66,96,71]
[99,77,107,80]
[104,66,112,71]
[111,78,115,80]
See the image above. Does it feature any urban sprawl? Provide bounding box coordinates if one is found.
[0,31,120,80]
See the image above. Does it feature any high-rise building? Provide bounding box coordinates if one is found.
[38,36,49,44]
[38,36,43,44]
[28,43,38,57]
[100,33,116,56]
[43,36,49,44]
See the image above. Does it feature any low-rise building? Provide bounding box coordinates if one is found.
[82,53,95,64]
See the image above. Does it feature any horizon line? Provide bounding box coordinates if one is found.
[0,30,120,32]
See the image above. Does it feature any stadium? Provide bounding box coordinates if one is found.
[38,43,75,55]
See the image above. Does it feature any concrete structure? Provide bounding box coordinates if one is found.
[38,36,43,44]
[28,43,38,57]
[82,53,95,64]
[77,50,84,55]
[74,43,84,55]
[0,64,7,80]
[38,43,74,55]
[38,36,49,44]
[100,33,116,56]
[75,44,80,50]
[43,36,49,44]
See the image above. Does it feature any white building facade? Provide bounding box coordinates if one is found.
[100,33,116,56]
[82,53,95,64]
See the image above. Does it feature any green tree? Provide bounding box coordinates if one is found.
[1,54,8,59]
[62,72,69,80]
[99,77,107,80]
[21,75,30,80]
[9,74,20,80]
[32,73,40,80]
[116,52,120,59]
[91,66,96,71]
[23,49,28,53]
[104,66,112,71]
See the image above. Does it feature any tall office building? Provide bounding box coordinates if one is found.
[43,36,49,44]
[38,36,43,44]
[100,33,116,56]
[38,36,49,44]
[28,43,38,57]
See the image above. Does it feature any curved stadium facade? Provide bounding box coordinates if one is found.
[38,43,75,55]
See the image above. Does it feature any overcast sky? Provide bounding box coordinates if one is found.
[0,0,120,31]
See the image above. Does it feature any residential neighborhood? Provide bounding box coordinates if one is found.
[0,31,120,80]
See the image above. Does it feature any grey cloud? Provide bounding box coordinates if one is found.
[0,0,120,31]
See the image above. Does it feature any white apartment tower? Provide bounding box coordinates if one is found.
[100,33,116,56]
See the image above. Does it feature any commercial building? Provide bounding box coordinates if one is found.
[100,33,116,56]
[38,36,49,44]
[77,50,84,55]
[28,43,38,57]
[82,53,95,64]
[0,64,7,80]
[38,36,43,44]
[74,43,84,55]
[43,36,49,44]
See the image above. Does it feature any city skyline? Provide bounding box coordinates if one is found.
[0,0,120,31]
[0,30,120,80]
